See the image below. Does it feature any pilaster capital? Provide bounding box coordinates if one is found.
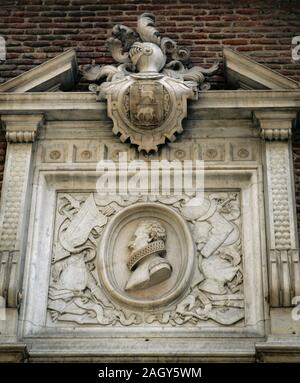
[254,111,297,141]
[1,114,44,143]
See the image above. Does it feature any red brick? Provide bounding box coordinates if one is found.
[223,39,249,45]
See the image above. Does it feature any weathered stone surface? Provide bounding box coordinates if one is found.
[0,28,299,362]
[82,13,218,152]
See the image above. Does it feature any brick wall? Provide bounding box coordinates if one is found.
[0,0,300,235]
[0,0,300,88]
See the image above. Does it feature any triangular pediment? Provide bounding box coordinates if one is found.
[0,47,299,93]
[223,47,299,90]
[0,49,78,93]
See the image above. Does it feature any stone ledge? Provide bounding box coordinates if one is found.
[25,338,257,363]
[256,336,300,363]
[0,339,298,362]
[0,343,28,363]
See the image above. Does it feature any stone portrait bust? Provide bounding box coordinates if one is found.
[125,220,172,291]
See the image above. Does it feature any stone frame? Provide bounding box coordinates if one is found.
[20,166,265,347]
[0,47,299,360]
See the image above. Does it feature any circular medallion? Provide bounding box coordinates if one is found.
[97,203,195,309]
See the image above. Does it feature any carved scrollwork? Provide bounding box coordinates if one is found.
[145,193,244,326]
[81,13,219,152]
[48,194,141,326]
[82,13,217,88]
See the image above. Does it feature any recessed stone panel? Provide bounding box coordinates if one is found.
[42,143,68,163]
[201,144,225,161]
[230,143,254,161]
[73,142,101,163]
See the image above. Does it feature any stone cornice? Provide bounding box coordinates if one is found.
[1,114,44,143]
[0,90,300,114]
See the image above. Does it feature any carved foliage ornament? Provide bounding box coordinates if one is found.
[82,13,218,152]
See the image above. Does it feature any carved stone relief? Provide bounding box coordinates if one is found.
[82,13,218,152]
[73,144,99,163]
[42,143,68,163]
[125,219,171,291]
[47,192,244,327]
[201,144,225,161]
[98,203,195,310]
[230,144,253,161]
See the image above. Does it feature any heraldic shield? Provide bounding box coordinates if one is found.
[130,81,165,128]
[82,13,218,152]
[100,73,194,152]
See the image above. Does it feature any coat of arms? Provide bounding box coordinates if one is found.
[83,13,218,152]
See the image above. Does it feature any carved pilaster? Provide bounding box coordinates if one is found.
[0,114,43,308]
[255,111,300,307]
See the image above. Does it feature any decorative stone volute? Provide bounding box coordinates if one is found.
[1,114,44,143]
[254,111,296,141]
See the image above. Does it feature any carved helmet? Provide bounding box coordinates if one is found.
[129,42,166,73]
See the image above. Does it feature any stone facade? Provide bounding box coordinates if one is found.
[0,6,300,363]
[1,0,300,237]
